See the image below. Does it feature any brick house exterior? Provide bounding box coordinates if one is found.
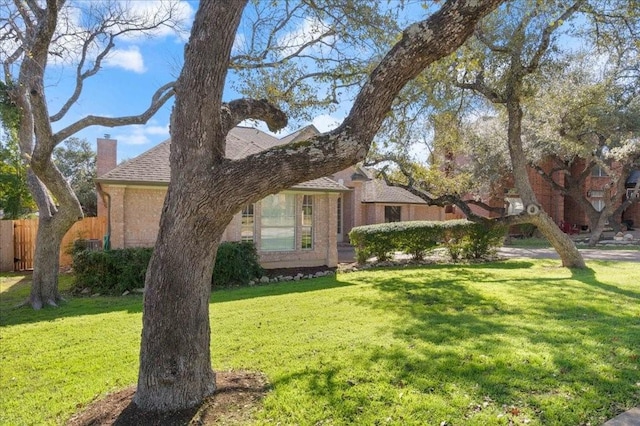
[95,127,347,269]
[95,125,452,266]
[330,165,446,241]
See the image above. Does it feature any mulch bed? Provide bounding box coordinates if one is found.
[66,371,269,426]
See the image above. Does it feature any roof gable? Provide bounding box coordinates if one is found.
[96,126,347,192]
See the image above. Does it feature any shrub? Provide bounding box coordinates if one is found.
[212,241,263,288]
[458,222,507,259]
[72,241,263,294]
[72,247,153,294]
[349,220,506,263]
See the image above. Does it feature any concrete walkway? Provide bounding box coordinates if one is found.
[602,407,640,426]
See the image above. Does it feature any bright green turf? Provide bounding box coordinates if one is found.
[1,260,638,425]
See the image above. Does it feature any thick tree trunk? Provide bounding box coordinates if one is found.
[529,212,585,267]
[133,0,504,412]
[29,220,63,309]
[505,101,585,268]
[134,186,226,410]
[24,166,82,309]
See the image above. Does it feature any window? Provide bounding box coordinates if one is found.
[591,166,608,177]
[241,204,255,242]
[384,206,401,223]
[591,198,605,212]
[626,188,639,199]
[261,194,295,251]
[302,195,313,250]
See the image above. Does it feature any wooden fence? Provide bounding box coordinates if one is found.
[0,216,106,272]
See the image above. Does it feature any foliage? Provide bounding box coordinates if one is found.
[53,138,98,216]
[0,81,35,219]
[72,246,154,295]
[211,241,264,288]
[2,260,639,425]
[72,242,264,294]
[349,220,506,262]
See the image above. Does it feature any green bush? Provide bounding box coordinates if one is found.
[72,241,263,294]
[349,220,506,263]
[72,247,153,294]
[212,241,263,288]
[457,222,507,260]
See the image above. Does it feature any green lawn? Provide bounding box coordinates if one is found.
[1,260,639,425]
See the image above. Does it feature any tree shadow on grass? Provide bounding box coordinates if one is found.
[336,263,639,424]
[0,275,353,327]
[569,265,640,300]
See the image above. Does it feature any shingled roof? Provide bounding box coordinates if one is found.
[96,126,348,192]
[361,179,427,204]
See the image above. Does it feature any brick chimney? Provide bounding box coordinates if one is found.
[96,135,117,218]
[97,135,117,177]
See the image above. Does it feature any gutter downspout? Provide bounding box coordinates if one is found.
[96,182,111,250]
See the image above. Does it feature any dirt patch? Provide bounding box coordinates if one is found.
[67,370,269,426]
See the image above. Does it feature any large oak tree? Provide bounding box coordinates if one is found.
[133,0,503,412]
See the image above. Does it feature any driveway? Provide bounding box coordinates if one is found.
[497,247,640,262]
[338,244,640,263]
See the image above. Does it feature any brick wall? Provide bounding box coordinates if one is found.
[102,184,340,268]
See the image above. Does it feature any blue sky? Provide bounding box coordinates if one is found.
[41,1,350,163]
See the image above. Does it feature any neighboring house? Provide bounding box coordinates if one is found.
[95,127,348,269]
[475,158,640,231]
[331,165,447,241]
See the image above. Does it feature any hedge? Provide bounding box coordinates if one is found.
[348,220,506,263]
[72,241,263,295]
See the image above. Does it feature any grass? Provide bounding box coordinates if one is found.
[1,260,639,425]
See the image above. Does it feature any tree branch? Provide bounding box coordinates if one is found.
[523,1,585,74]
[221,98,288,134]
[53,82,175,144]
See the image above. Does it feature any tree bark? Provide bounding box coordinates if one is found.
[134,0,504,412]
[505,101,586,268]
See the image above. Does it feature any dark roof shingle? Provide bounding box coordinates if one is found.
[96,127,347,192]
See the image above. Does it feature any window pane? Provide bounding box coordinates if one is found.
[384,206,401,223]
[302,195,313,249]
[261,194,295,251]
[241,204,254,242]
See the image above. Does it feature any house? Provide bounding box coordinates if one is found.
[95,125,452,267]
[330,165,447,241]
[95,127,348,269]
[463,158,640,231]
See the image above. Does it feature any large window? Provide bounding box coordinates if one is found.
[591,198,605,212]
[241,204,254,242]
[261,194,295,251]
[302,195,313,250]
[384,206,401,223]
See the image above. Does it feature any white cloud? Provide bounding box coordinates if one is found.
[115,122,169,145]
[312,115,342,132]
[146,124,170,135]
[122,0,195,42]
[104,46,146,73]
